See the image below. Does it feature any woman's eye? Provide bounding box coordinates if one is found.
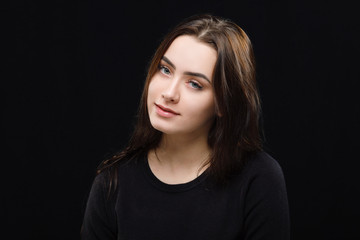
[189,80,203,90]
[159,66,171,75]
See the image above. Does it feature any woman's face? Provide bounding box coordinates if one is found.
[147,35,217,137]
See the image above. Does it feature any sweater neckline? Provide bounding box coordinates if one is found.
[141,155,209,193]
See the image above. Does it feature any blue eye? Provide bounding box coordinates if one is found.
[189,80,203,89]
[159,65,171,75]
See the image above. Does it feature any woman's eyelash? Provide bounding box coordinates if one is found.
[188,80,203,89]
[158,65,171,75]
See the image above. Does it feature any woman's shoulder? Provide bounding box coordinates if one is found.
[246,151,283,174]
[238,151,286,186]
[91,156,142,190]
[232,152,290,239]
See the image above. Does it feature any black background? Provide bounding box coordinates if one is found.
[4,0,360,239]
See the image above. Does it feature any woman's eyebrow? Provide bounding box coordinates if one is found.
[184,71,211,83]
[162,56,176,69]
[162,56,211,83]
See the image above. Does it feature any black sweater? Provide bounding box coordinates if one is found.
[81,152,290,240]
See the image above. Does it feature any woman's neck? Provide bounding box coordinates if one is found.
[148,133,211,184]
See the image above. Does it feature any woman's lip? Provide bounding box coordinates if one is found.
[155,103,180,116]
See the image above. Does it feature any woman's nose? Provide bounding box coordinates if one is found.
[161,79,180,103]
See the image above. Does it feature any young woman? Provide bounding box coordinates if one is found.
[81,14,290,240]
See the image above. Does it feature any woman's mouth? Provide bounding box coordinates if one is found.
[155,103,180,118]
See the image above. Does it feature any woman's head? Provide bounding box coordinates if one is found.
[138,14,261,149]
[100,14,262,184]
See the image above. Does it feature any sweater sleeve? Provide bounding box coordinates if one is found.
[81,173,117,240]
[241,153,290,240]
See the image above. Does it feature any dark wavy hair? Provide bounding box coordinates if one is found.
[98,14,262,189]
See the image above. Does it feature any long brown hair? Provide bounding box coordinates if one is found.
[98,14,262,188]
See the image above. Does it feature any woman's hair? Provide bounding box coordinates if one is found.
[98,14,262,188]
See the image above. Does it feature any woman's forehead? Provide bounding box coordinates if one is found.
[163,35,217,80]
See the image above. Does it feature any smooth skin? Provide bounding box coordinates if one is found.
[147,35,217,184]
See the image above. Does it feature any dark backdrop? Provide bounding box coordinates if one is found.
[4,0,359,239]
